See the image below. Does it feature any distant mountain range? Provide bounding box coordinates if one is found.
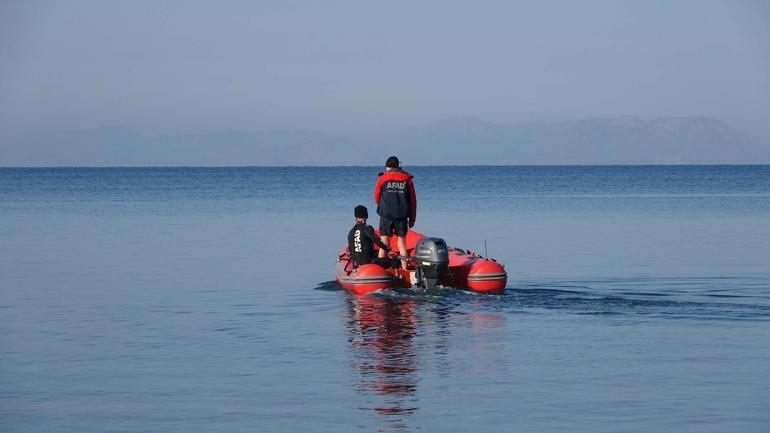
[1,116,768,166]
[382,116,766,165]
[0,127,365,166]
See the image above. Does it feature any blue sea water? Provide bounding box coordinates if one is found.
[1,165,769,432]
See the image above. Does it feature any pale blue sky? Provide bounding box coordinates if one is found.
[1,0,769,139]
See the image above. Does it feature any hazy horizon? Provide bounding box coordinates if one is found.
[2,1,770,164]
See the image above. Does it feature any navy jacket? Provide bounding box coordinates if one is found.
[348,223,389,266]
[373,169,417,221]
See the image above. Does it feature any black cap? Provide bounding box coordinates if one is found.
[385,156,400,168]
[354,205,368,218]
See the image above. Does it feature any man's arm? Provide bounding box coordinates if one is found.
[408,178,417,224]
[366,226,389,251]
[373,174,384,205]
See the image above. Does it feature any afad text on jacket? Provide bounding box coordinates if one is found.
[373,168,417,221]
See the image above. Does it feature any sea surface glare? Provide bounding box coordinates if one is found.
[1,165,769,432]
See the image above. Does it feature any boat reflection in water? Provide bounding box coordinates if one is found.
[345,294,419,429]
[343,291,506,432]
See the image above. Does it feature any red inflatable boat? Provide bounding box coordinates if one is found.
[335,230,507,295]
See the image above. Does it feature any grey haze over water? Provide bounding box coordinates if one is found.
[1,1,770,166]
[3,116,768,166]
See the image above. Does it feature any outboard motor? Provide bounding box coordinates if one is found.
[413,237,449,289]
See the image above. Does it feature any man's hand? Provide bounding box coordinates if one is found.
[408,219,415,228]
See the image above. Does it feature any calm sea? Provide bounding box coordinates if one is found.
[1,166,769,432]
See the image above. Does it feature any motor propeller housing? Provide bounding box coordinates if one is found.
[413,237,449,289]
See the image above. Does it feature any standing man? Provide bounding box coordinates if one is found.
[374,156,417,270]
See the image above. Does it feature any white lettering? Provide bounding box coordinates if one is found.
[386,181,406,190]
[354,229,362,252]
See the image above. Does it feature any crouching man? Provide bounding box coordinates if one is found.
[348,205,399,269]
